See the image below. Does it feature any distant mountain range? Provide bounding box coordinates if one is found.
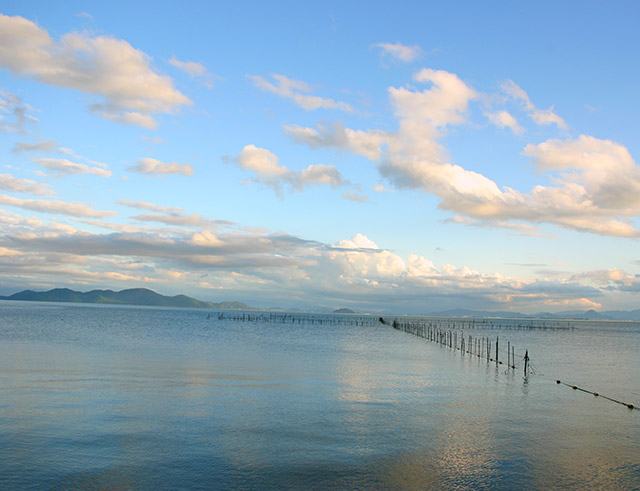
[2,288,640,320]
[0,288,249,310]
[429,308,640,321]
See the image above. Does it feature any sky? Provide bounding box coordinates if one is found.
[0,1,639,313]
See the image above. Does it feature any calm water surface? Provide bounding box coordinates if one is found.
[0,301,639,490]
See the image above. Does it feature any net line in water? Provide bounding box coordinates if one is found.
[380,317,522,372]
[208,311,636,411]
[380,316,638,412]
[210,311,377,327]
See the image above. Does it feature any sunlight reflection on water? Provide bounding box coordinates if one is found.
[0,302,638,489]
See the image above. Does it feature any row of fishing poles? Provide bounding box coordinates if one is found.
[211,311,376,327]
[395,317,574,331]
[381,318,530,376]
[383,318,640,411]
[210,311,574,332]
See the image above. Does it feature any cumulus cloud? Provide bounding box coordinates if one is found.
[287,68,640,238]
[397,68,477,125]
[336,233,379,249]
[375,42,421,62]
[0,173,53,196]
[0,207,629,312]
[234,144,346,192]
[501,80,567,129]
[190,230,223,247]
[485,110,524,134]
[517,135,640,235]
[250,73,353,112]
[0,14,190,128]
[0,194,115,217]
[292,164,344,189]
[570,269,636,288]
[34,157,111,177]
[169,56,215,88]
[236,144,288,177]
[284,123,391,160]
[129,157,193,176]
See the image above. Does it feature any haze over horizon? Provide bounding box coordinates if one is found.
[1,1,639,313]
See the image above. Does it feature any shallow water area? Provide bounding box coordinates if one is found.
[0,301,639,490]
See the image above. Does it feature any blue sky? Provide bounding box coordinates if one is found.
[1,1,639,312]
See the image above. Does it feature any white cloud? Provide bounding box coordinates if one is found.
[93,109,158,129]
[0,14,190,128]
[250,73,353,112]
[502,80,567,129]
[12,140,58,153]
[129,157,193,176]
[0,211,626,312]
[0,173,53,196]
[375,42,421,62]
[342,191,369,203]
[132,212,213,228]
[570,268,636,288]
[169,56,215,88]
[34,157,111,177]
[0,89,34,132]
[330,235,406,278]
[191,230,223,247]
[234,145,343,192]
[0,246,21,256]
[286,69,476,195]
[394,68,477,126]
[118,199,182,214]
[234,144,345,192]
[284,123,391,160]
[336,233,379,249]
[237,144,288,176]
[293,164,344,188]
[485,110,524,134]
[0,194,115,217]
[119,199,230,229]
[286,69,640,237]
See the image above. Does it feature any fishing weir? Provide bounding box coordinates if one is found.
[212,311,377,327]
[379,316,636,411]
[210,311,636,410]
[379,316,528,375]
[212,311,576,330]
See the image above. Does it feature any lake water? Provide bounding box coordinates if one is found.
[0,301,638,490]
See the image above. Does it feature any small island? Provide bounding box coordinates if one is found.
[333,308,356,314]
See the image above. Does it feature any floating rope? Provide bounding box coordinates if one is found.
[381,317,637,412]
[556,380,636,410]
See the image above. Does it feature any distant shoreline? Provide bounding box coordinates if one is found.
[0,287,250,311]
[2,292,640,322]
